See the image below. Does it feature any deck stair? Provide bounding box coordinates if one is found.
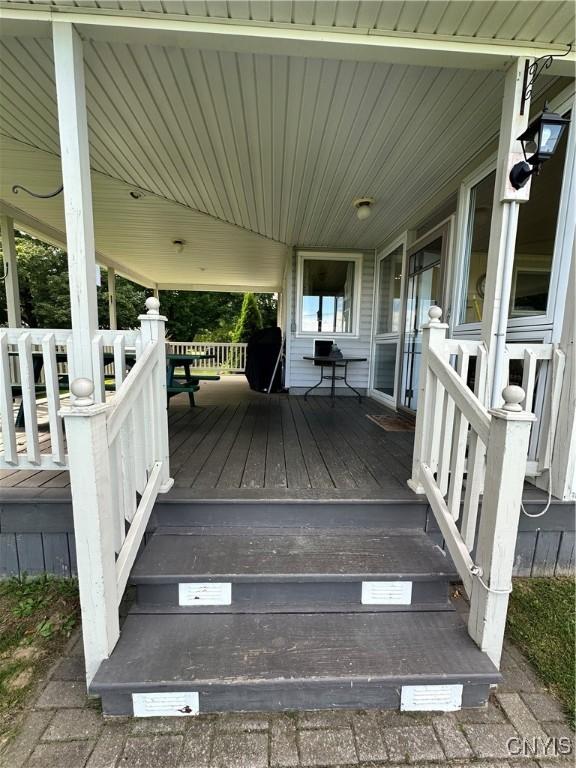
[91,500,501,716]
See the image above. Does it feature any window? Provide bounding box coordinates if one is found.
[376,245,403,335]
[298,254,361,334]
[459,170,495,324]
[459,109,570,324]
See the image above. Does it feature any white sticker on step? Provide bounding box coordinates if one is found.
[179,582,232,606]
[401,684,463,712]
[361,581,412,605]
[132,692,199,717]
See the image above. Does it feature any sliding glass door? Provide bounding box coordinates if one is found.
[399,223,450,412]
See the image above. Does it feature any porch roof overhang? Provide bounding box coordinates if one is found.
[0,2,573,290]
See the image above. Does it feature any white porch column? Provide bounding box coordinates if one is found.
[53,22,98,379]
[1,215,21,327]
[153,286,160,299]
[481,59,532,408]
[107,267,117,330]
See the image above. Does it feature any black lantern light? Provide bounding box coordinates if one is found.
[509,104,571,190]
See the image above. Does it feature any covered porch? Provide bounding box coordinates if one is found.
[0,376,416,497]
[0,0,575,712]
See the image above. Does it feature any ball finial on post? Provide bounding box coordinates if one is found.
[145,296,160,315]
[502,384,525,412]
[71,377,95,407]
[428,305,443,324]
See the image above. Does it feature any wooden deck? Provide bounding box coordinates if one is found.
[0,377,416,499]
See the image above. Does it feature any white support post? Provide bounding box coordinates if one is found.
[138,297,173,492]
[408,306,448,494]
[153,286,160,300]
[107,267,117,330]
[1,215,21,327]
[550,248,576,500]
[53,22,98,380]
[468,385,536,666]
[481,58,533,408]
[60,378,120,687]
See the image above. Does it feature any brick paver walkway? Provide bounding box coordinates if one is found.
[1,633,573,768]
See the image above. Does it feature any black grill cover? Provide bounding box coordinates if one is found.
[245,327,283,393]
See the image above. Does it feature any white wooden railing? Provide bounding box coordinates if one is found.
[59,297,173,685]
[409,307,536,666]
[166,341,247,372]
[0,326,141,470]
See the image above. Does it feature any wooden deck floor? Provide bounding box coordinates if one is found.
[0,377,416,499]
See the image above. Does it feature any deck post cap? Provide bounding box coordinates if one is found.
[428,306,443,323]
[502,385,525,411]
[145,296,160,314]
[71,377,95,406]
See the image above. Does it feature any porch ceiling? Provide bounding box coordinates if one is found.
[3,1,574,47]
[0,11,571,286]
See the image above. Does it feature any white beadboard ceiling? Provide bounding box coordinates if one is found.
[0,135,288,289]
[0,8,571,287]
[3,1,575,47]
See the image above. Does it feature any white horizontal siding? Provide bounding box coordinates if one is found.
[288,252,375,392]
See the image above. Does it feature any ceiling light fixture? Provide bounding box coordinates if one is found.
[172,239,185,254]
[353,197,374,221]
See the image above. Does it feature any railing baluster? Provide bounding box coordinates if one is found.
[447,347,470,519]
[460,431,485,551]
[113,334,126,390]
[110,439,125,554]
[0,332,18,464]
[18,333,40,465]
[92,334,105,403]
[42,333,66,465]
[521,348,537,412]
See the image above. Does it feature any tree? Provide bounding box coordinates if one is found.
[232,293,263,342]
[256,293,278,328]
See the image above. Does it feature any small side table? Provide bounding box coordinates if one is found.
[302,355,367,406]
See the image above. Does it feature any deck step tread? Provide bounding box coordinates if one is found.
[91,611,500,691]
[131,529,456,582]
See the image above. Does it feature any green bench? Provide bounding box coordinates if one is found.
[167,374,220,407]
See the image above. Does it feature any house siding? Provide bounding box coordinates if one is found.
[287,250,375,395]
[1,501,572,579]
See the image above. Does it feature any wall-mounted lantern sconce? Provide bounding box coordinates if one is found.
[509,105,570,190]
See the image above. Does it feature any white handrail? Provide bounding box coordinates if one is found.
[410,307,536,667]
[60,298,173,686]
[427,347,491,445]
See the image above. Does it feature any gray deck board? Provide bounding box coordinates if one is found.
[91,611,500,689]
[130,529,456,581]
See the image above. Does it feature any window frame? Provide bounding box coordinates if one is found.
[295,251,363,338]
[451,87,575,340]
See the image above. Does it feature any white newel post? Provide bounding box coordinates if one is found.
[60,378,120,687]
[1,215,21,327]
[468,385,535,666]
[408,306,448,494]
[53,22,98,380]
[139,297,174,492]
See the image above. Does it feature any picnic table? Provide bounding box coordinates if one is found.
[9,350,220,426]
[166,353,220,407]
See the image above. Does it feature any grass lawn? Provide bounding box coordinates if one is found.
[507,577,575,725]
[0,575,80,747]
